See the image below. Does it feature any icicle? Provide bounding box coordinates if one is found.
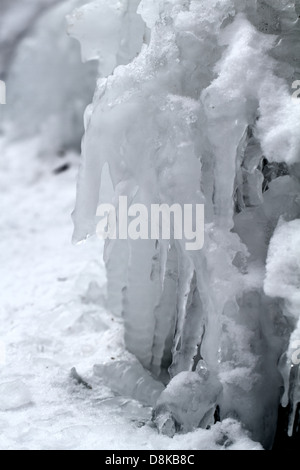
[123,239,162,369]
[151,244,178,378]
[94,359,165,406]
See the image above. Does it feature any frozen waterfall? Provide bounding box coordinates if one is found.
[71,0,300,449]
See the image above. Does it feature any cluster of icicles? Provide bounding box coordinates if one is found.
[70,0,300,448]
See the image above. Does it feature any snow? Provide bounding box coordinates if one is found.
[0,381,32,412]
[265,219,300,305]
[265,219,300,435]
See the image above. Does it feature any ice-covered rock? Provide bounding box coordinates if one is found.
[154,364,222,435]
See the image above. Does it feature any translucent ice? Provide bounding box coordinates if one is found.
[67,0,145,76]
[94,359,165,406]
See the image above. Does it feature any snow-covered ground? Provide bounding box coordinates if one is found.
[0,137,262,450]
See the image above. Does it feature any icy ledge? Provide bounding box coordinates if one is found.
[71,0,300,449]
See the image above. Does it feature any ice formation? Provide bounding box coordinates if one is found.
[265,219,300,437]
[72,0,300,448]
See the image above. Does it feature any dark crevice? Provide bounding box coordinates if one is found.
[261,158,289,193]
[192,325,206,372]
[272,403,300,450]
